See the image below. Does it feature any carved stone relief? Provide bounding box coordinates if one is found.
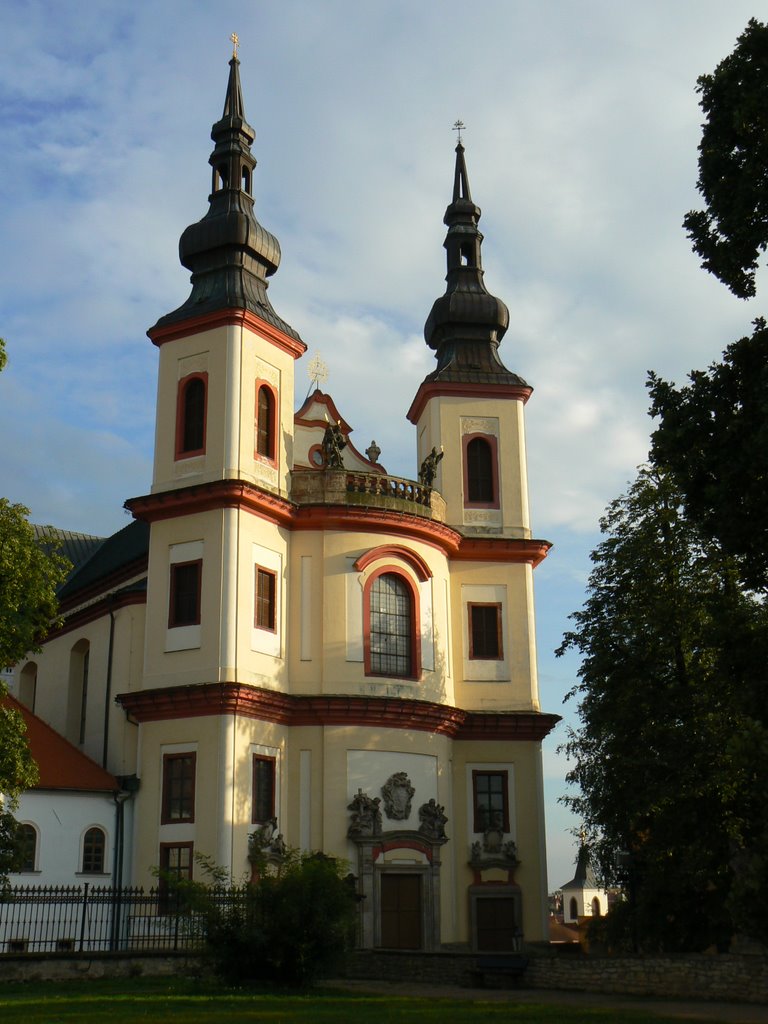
[460,417,498,437]
[381,772,415,820]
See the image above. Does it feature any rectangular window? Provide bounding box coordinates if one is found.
[255,566,277,631]
[158,842,194,911]
[469,603,503,660]
[161,753,196,824]
[252,755,276,823]
[473,770,509,832]
[169,560,202,628]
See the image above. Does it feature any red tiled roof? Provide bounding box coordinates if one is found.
[4,696,117,792]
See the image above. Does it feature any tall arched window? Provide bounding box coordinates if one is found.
[67,639,90,746]
[82,827,106,874]
[17,824,37,872]
[19,661,37,710]
[366,571,417,678]
[255,383,276,461]
[569,897,578,921]
[175,374,207,459]
[466,437,494,503]
[591,896,601,918]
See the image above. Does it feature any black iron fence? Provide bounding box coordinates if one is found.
[0,884,236,955]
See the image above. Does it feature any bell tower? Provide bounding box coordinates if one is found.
[407,140,532,540]
[128,51,305,692]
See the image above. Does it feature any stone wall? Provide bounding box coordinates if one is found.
[342,949,768,1005]
[0,953,189,983]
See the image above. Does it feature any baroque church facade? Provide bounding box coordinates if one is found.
[12,55,559,950]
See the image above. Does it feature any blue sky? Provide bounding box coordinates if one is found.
[0,0,763,890]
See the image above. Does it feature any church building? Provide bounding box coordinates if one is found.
[12,52,559,951]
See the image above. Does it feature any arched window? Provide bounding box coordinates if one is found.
[67,639,89,746]
[591,896,601,918]
[17,824,37,872]
[241,166,251,193]
[255,383,276,461]
[569,896,578,921]
[176,374,207,459]
[365,570,418,679]
[466,436,495,503]
[19,661,37,710]
[82,827,106,874]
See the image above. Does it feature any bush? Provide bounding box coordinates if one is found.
[175,852,357,988]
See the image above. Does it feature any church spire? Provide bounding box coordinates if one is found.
[151,50,301,342]
[422,142,524,386]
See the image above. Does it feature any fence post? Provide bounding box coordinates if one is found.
[78,884,89,953]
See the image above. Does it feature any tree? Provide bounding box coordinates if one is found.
[648,318,768,593]
[683,19,768,299]
[0,339,71,877]
[558,465,768,951]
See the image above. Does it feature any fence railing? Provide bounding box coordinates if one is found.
[0,884,239,955]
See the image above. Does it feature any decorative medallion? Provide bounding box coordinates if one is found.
[381,772,415,821]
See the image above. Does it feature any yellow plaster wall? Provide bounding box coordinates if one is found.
[415,395,531,538]
[151,324,297,497]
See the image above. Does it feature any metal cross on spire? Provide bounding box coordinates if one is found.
[452,119,466,144]
[230,32,240,59]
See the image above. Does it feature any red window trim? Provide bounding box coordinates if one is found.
[174,372,208,461]
[362,564,421,681]
[462,432,500,509]
[254,380,278,465]
[251,754,277,824]
[254,565,277,633]
[161,752,197,825]
[468,602,504,661]
[168,559,202,628]
[472,769,510,833]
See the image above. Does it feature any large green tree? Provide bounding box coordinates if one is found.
[648,318,768,594]
[0,339,70,876]
[559,465,768,951]
[683,19,768,299]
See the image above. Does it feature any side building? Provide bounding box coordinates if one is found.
[12,53,559,951]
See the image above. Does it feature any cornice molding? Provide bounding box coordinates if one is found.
[115,682,560,741]
[407,380,533,424]
[455,537,552,567]
[148,308,307,360]
[50,588,147,641]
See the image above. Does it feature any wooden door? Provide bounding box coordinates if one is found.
[380,873,422,949]
[476,896,517,951]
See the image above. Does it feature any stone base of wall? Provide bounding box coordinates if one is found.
[341,949,768,1005]
[0,952,190,984]
[1,947,766,1005]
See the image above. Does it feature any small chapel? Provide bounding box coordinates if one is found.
[11,50,559,951]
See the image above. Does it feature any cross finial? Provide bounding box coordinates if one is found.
[452,119,466,144]
[230,32,240,59]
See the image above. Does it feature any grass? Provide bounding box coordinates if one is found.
[0,976,740,1024]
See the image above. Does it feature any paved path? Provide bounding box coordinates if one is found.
[327,978,768,1023]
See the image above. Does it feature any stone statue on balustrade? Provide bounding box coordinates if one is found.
[322,421,347,468]
[347,789,383,838]
[418,446,443,487]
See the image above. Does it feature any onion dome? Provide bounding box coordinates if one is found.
[152,56,301,342]
[423,142,525,386]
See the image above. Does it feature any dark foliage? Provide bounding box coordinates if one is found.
[683,19,768,298]
[558,466,768,950]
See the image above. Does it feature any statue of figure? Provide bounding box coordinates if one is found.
[248,817,287,862]
[322,420,347,468]
[418,798,448,840]
[418,446,443,487]
[381,772,415,821]
[347,788,382,838]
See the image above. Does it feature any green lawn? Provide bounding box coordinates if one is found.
[0,977,737,1024]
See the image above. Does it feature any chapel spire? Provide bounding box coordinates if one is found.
[422,142,524,386]
[151,51,301,342]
